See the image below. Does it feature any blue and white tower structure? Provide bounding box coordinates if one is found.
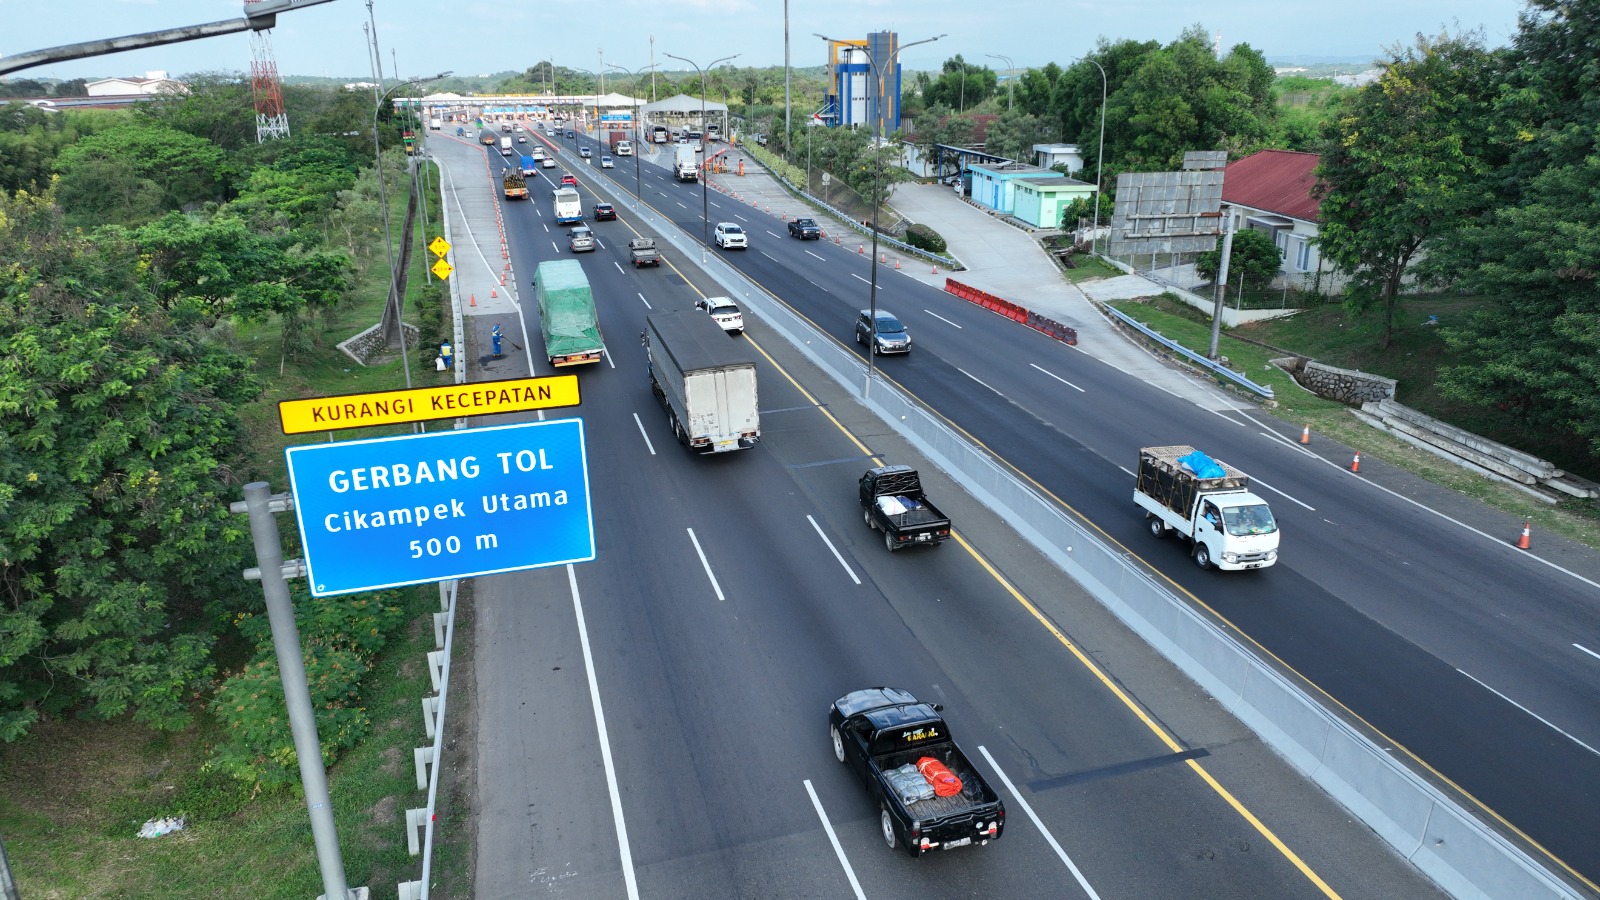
[822,31,901,132]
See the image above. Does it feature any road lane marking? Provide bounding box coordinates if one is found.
[807,515,861,585]
[957,367,1002,396]
[1577,643,1600,663]
[1029,363,1084,392]
[568,565,641,899]
[735,213,749,222]
[614,261,625,274]
[806,250,827,261]
[851,273,872,285]
[1458,669,1600,757]
[677,201,688,209]
[766,230,782,239]
[687,527,726,601]
[924,310,963,329]
[632,413,656,455]
[637,292,653,309]
[978,746,1101,898]
[1248,476,1316,511]
[803,780,867,900]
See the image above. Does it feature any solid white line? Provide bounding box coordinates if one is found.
[613,261,625,274]
[1260,430,1320,457]
[851,273,872,285]
[924,310,963,329]
[978,746,1101,898]
[805,250,827,261]
[1205,405,1251,426]
[803,780,867,900]
[637,292,653,309]
[1247,476,1316,511]
[1577,643,1600,663]
[687,527,726,601]
[735,213,749,222]
[807,515,861,585]
[1029,363,1084,392]
[632,413,656,456]
[957,367,1002,396]
[569,565,641,899]
[1457,669,1600,757]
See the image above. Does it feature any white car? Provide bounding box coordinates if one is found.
[713,222,747,250]
[696,296,744,334]
[542,157,557,168]
[600,155,614,168]
[579,146,592,158]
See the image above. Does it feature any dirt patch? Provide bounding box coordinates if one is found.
[369,794,399,827]
[379,744,403,777]
[0,718,202,832]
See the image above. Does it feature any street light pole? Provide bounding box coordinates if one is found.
[664,52,739,263]
[815,33,944,397]
[608,61,656,210]
[986,53,1014,110]
[1075,57,1107,254]
[374,71,451,387]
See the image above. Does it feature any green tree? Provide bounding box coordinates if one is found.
[53,121,227,224]
[982,109,1056,163]
[1313,30,1496,348]
[0,191,260,743]
[1196,227,1281,285]
[136,72,258,152]
[1434,0,1600,454]
[922,55,997,113]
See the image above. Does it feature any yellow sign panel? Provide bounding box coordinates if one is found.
[278,375,580,435]
[429,236,451,258]
[431,259,454,280]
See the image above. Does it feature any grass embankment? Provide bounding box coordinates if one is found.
[1108,294,1600,549]
[0,161,472,899]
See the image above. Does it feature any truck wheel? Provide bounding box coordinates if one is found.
[831,726,845,763]
[881,806,897,851]
[884,530,898,552]
[1194,543,1212,569]
[1149,516,1167,538]
[864,508,874,529]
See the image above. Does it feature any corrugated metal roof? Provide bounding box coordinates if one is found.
[1222,150,1321,223]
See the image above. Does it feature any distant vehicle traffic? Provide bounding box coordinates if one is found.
[627,238,661,268]
[502,170,527,201]
[552,187,582,224]
[651,125,669,144]
[601,155,614,168]
[860,466,950,550]
[580,146,592,158]
[567,226,596,253]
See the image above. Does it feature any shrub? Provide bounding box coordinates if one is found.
[904,223,947,254]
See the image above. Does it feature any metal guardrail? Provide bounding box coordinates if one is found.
[1102,304,1275,399]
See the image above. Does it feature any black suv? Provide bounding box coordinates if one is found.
[787,217,821,239]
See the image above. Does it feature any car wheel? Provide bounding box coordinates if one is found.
[881,806,897,850]
[1194,543,1212,569]
[1149,516,1167,538]
[855,329,863,345]
[884,530,898,552]
[831,726,845,763]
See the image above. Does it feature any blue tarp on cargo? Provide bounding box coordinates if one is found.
[1178,449,1227,480]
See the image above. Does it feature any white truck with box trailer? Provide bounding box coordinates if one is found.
[643,311,759,454]
[674,144,699,182]
[1135,445,1279,570]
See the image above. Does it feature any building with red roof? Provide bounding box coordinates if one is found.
[1221,149,1343,294]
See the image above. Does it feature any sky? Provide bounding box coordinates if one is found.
[2,0,1528,85]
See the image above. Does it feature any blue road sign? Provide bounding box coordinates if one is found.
[285,419,594,596]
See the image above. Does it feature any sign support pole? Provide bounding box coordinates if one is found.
[239,481,361,900]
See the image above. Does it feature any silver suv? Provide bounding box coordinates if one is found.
[855,309,910,354]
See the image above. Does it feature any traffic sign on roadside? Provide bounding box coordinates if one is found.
[432,258,454,280]
[285,419,595,596]
[278,375,580,434]
[429,236,451,258]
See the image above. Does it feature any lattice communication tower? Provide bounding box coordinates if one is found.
[248,16,291,143]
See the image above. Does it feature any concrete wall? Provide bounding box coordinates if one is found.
[1296,360,1397,404]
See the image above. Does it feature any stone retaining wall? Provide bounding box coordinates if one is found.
[1295,360,1396,404]
[339,322,419,366]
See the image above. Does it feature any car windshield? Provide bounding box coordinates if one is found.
[1222,504,1278,536]
[723,226,743,235]
[874,316,905,334]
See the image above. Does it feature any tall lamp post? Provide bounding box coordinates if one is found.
[664,51,739,262]
[1074,56,1107,254]
[986,53,1015,110]
[608,61,656,209]
[815,33,943,395]
[374,70,450,387]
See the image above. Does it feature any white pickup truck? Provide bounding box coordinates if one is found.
[1134,445,1279,570]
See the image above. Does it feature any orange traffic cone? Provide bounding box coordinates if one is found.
[490,288,498,298]
[1350,451,1361,473]
[894,258,901,270]
[499,273,505,285]
[858,244,864,254]
[1516,522,1531,550]
[470,294,477,307]
[1300,425,1310,444]
[933,264,939,274]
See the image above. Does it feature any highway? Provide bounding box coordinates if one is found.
[437,124,1591,898]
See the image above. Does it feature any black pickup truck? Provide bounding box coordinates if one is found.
[860,465,951,551]
[829,688,1005,857]
[787,217,821,239]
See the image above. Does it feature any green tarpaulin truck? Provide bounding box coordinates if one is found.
[532,260,605,367]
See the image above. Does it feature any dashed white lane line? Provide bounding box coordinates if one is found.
[687,527,726,601]
[807,515,861,585]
